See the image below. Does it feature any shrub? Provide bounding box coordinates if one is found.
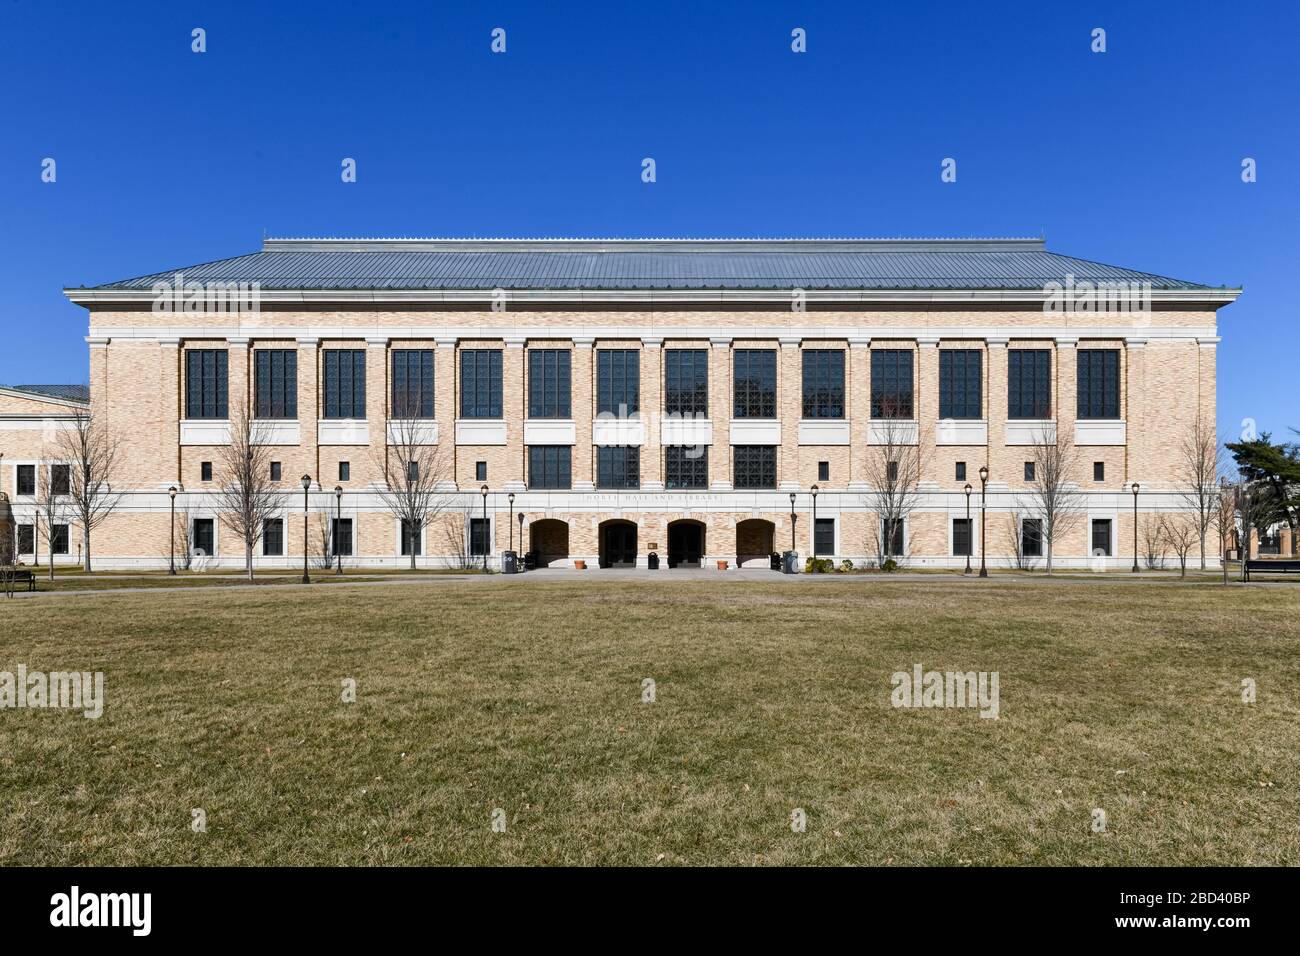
[839,559,855,573]
[803,557,834,574]
[881,558,899,573]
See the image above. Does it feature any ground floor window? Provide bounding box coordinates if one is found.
[952,518,972,556]
[469,517,490,557]
[814,518,835,556]
[665,446,708,489]
[528,446,571,490]
[331,518,354,557]
[733,445,776,489]
[263,518,284,556]
[401,518,422,555]
[881,518,904,557]
[597,446,640,490]
[1091,518,1112,557]
[50,524,69,555]
[16,524,35,555]
[1022,518,1043,557]
[193,518,214,556]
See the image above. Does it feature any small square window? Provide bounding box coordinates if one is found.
[817,461,830,482]
[1093,461,1105,482]
[476,461,487,482]
[339,461,350,482]
[955,461,966,482]
[270,461,282,482]
[1024,461,1035,482]
[200,461,213,482]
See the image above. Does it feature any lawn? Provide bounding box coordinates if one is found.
[0,577,1297,865]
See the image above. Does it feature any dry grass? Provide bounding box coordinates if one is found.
[1,577,1296,865]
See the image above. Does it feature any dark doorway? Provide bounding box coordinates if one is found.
[667,520,705,568]
[735,518,775,567]
[529,518,570,567]
[599,520,637,568]
[193,518,215,557]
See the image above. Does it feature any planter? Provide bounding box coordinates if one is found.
[574,560,587,570]
[716,560,728,570]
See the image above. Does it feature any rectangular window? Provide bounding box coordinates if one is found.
[882,518,904,557]
[270,461,282,482]
[323,349,367,419]
[1024,461,1035,482]
[1008,350,1051,419]
[468,517,490,557]
[16,464,35,496]
[1093,461,1105,482]
[406,460,419,483]
[596,349,639,415]
[185,349,229,419]
[733,349,777,418]
[475,461,487,482]
[262,518,284,556]
[331,518,354,557]
[597,446,640,490]
[528,446,572,490]
[51,524,69,555]
[1091,518,1113,556]
[339,461,350,482]
[733,445,776,489]
[665,446,708,490]
[939,350,982,420]
[391,349,435,419]
[818,461,830,482]
[528,349,571,419]
[814,518,835,556]
[887,460,899,483]
[955,461,967,482]
[871,349,914,418]
[254,350,298,419]
[192,518,214,556]
[50,464,70,496]
[200,461,213,482]
[17,524,35,555]
[400,518,422,556]
[1077,349,1120,419]
[664,350,708,416]
[1022,519,1043,557]
[802,350,845,419]
[460,349,503,419]
[952,518,972,556]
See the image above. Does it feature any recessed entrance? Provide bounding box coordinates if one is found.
[735,518,776,568]
[667,519,706,568]
[528,518,569,567]
[599,519,638,568]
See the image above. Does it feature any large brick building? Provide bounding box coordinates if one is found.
[5,236,1239,570]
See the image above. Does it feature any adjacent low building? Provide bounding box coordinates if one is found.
[5,236,1239,570]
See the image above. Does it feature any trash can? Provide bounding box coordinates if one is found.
[782,550,800,574]
[502,550,519,574]
[647,551,660,570]
[769,551,781,571]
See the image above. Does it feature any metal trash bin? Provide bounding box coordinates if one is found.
[769,551,781,571]
[647,552,660,570]
[782,550,800,574]
[502,550,519,574]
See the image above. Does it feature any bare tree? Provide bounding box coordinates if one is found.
[1024,427,1085,574]
[34,458,70,582]
[370,416,453,569]
[1140,516,1168,570]
[1159,512,1198,578]
[1214,478,1235,586]
[213,410,288,581]
[311,511,338,571]
[1176,417,1223,570]
[53,408,124,572]
[861,408,925,564]
[441,510,474,570]
[1002,509,1039,571]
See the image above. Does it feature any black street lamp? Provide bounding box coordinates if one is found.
[1131,482,1140,573]
[517,511,525,561]
[334,485,344,574]
[810,484,819,557]
[480,484,489,572]
[508,492,516,555]
[168,485,178,575]
[788,491,797,552]
[963,483,972,575]
[300,474,312,585]
[978,466,989,578]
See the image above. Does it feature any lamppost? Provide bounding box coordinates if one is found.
[334,486,344,574]
[1131,482,1140,573]
[517,511,525,563]
[508,492,516,555]
[480,484,489,572]
[168,486,178,574]
[788,491,797,553]
[963,483,972,575]
[810,484,819,557]
[978,466,989,578]
[300,474,312,584]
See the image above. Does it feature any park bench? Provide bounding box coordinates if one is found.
[3,569,36,593]
[1244,558,1300,582]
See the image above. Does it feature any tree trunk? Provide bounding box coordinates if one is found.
[83,527,92,573]
[1046,539,1054,575]
[1199,531,1206,571]
[246,543,254,582]
[48,542,54,581]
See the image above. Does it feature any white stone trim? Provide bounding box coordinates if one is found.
[935,420,988,445]
[660,417,713,447]
[867,420,919,445]
[797,420,851,445]
[455,420,508,445]
[729,420,781,445]
[1005,420,1056,445]
[318,419,370,445]
[1074,420,1127,446]
[593,416,645,447]
[386,420,440,446]
[179,420,231,445]
[251,421,301,446]
[523,420,575,445]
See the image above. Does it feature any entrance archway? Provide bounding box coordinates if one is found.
[598,519,638,569]
[667,519,706,568]
[528,519,569,567]
[736,518,776,568]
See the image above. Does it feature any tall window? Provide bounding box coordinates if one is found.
[597,349,639,415]
[597,446,640,489]
[1022,519,1043,557]
[391,350,434,419]
[665,350,708,415]
[882,519,904,557]
[952,518,972,556]
[802,350,845,419]
[733,446,776,489]
[939,350,982,419]
[528,349,571,419]
[1008,350,1051,419]
[871,349,914,418]
[528,446,571,490]
[733,349,777,418]
[185,349,228,419]
[323,350,366,419]
[254,350,298,419]
[665,446,708,489]
[16,525,34,555]
[192,518,214,556]
[1090,518,1113,556]
[814,518,835,556]
[1077,349,1120,419]
[16,464,35,496]
[468,517,491,556]
[401,519,422,556]
[330,518,354,557]
[461,349,503,418]
[50,524,69,555]
[50,464,70,496]
[262,518,284,556]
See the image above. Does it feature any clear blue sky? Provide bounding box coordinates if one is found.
[2,0,1294,439]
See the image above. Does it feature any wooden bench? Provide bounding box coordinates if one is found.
[1244,558,1300,581]
[3,569,36,592]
